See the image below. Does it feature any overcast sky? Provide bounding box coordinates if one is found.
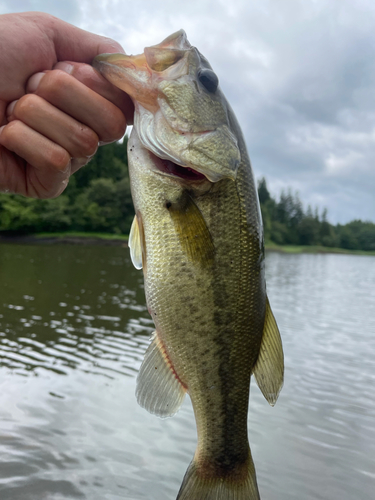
[2,0,375,223]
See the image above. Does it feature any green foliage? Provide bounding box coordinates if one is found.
[257,177,375,252]
[0,138,134,236]
[0,196,40,232]
[257,177,271,204]
[71,177,133,233]
[0,148,374,253]
[298,217,320,246]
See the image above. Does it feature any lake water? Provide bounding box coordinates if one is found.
[0,243,374,500]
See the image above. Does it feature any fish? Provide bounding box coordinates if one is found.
[93,30,284,500]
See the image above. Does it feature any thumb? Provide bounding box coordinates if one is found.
[49,15,125,63]
[0,101,7,127]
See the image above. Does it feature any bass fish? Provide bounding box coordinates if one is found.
[93,30,284,500]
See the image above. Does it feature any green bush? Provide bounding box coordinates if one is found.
[0,155,373,253]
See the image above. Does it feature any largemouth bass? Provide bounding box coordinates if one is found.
[93,30,284,500]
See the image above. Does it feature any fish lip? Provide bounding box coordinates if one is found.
[92,53,126,71]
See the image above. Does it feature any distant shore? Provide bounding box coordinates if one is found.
[264,242,375,256]
[1,232,374,256]
[0,232,128,246]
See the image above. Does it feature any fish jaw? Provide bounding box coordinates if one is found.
[93,52,159,111]
[93,32,241,183]
[92,30,192,115]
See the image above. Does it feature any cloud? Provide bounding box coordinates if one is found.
[1,0,375,223]
[0,0,81,23]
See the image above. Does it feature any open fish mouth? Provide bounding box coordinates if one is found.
[150,152,209,182]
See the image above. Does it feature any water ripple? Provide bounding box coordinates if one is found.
[0,246,374,500]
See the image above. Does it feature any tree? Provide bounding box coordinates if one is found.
[0,138,134,236]
[298,217,320,246]
[258,177,271,204]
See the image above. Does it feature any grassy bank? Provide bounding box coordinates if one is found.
[265,242,375,256]
[34,232,128,241]
[1,232,374,255]
[0,232,128,245]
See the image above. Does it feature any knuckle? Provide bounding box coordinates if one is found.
[48,147,71,172]
[35,12,55,25]
[38,70,70,98]
[2,120,22,142]
[16,94,41,117]
[103,109,126,142]
[73,127,99,157]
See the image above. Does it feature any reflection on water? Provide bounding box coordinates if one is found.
[0,244,149,379]
[0,244,374,499]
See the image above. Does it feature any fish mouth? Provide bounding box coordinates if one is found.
[151,153,208,182]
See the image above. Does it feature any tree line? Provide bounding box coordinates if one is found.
[258,178,375,251]
[0,139,374,251]
[0,138,134,235]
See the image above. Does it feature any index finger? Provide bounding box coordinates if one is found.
[26,69,126,144]
[54,61,134,125]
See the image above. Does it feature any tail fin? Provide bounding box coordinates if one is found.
[176,454,260,500]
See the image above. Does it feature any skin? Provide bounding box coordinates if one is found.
[0,11,134,198]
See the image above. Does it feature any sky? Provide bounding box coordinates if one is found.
[1,0,375,224]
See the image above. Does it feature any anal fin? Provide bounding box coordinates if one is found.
[253,297,284,406]
[136,331,186,418]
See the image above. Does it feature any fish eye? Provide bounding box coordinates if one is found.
[198,68,219,93]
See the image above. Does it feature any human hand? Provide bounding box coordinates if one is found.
[0,11,133,198]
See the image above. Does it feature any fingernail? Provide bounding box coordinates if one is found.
[54,62,74,74]
[6,100,18,118]
[27,72,45,93]
[99,139,116,146]
[0,125,5,138]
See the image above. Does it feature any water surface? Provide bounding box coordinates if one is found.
[0,244,374,499]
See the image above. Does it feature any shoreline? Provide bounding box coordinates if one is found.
[0,233,128,247]
[1,232,374,256]
[264,243,375,256]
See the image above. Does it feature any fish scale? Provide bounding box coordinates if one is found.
[93,29,283,500]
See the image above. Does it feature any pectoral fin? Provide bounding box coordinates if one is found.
[136,331,186,418]
[253,297,284,406]
[129,214,145,270]
[167,193,215,267]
